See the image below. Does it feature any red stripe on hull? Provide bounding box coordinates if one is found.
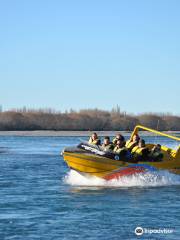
[104,167,146,181]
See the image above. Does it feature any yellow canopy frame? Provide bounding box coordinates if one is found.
[130,125,180,158]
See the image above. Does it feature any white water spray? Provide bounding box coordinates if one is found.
[64,170,180,188]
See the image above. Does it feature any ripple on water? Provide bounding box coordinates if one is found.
[0,136,180,240]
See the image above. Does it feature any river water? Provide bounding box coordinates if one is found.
[0,135,180,240]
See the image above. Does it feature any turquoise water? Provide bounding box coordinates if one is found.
[0,136,180,240]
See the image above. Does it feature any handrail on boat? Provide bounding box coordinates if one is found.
[130,125,180,142]
[131,125,180,156]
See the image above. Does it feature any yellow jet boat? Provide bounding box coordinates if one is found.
[62,125,180,179]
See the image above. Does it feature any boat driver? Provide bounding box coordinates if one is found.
[88,133,101,146]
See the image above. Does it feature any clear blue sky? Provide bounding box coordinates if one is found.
[0,0,180,114]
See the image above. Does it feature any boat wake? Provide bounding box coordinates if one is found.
[64,170,180,188]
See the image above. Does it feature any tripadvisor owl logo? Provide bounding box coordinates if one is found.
[135,227,144,236]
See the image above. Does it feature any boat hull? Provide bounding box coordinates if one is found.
[63,151,128,178]
[63,150,180,178]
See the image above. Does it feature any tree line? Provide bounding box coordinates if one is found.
[0,107,179,131]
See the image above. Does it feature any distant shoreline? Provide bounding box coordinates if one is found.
[0,130,179,137]
[1,109,180,133]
